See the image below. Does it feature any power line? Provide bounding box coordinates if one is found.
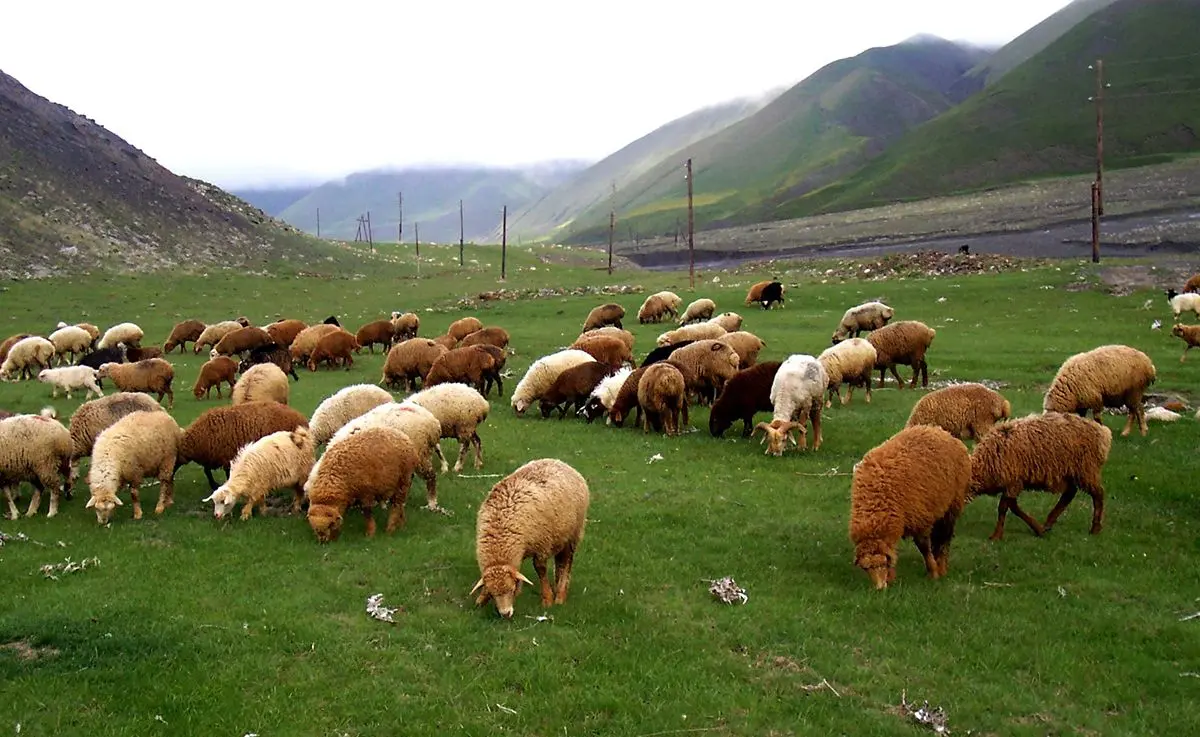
[1106,88,1200,101]
[1104,51,1200,67]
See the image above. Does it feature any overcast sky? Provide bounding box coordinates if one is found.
[3,0,1072,189]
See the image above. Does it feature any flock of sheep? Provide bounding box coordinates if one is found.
[0,273,1195,614]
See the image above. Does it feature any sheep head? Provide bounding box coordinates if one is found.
[85,492,122,525]
[95,363,117,380]
[1167,288,1178,301]
[203,487,235,520]
[307,503,344,543]
[471,565,535,619]
[210,348,220,360]
[1172,323,1186,337]
[854,540,898,590]
[754,419,803,457]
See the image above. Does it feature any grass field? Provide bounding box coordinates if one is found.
[1,244,1198,736]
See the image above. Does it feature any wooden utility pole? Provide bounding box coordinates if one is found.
[415,222,420,276]
[459,199,465,266]
[398,192,403,243]
[1091,181,1100,263]
[366,211,374,251]
[500,206,508,281]
[1093,59,1105,216]
[608,209,615,276]
[316,208,321,238]
[686,158,695,290]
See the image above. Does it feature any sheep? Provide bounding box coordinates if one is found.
[637,291,680,324]
[48,325,94,364]
[473,344,509,396]
[539,361,612,418]
[97,322,143,350]
[582,303,625,331]
[1166,289,1200,320]
[0,334,32,365]
[238,343,299,382]
[817,338,877,407]
[194,320,246,354]
[96,358,175,408]
[289,323,341,363]
[472,458,590,618]
[1184,274,1200,293]
[0,410,72,519]
[77,346,126,375]
[461,326,512,351]
[308,330,359,372]
[606,366,649,427]
[756,354,827,456]
[1171,323,1200,362]
[511,349,595,415]
[832,301,895,343]
[678,298,716,325]
[0,336,55,381]
[656,322,726,347]
[572,334,634,370]
[203,427,315,520]
[355,319,396,354]
[75,323,102,346]
[708,312,743,332]
[637,363,687,436]
[906,383,1011,441]
[867,320,935,388]
[709,361,782,438]
[849,425,970,589]
[68,393,165,467]
[381,338,449,392]
[163,320,206,353]
[125,345,164,362]
[425,346,499,395]
[744,280,773,305]
[665,339,740,405]
[1042,344,1156,437]
[718,331,765,369]
[37,366,103,400]
[407,383,490,473]
[310,384,395,446]
[264,318,308,348]
[432,333,459,350]
[640,339,694,368]
[574,327,634,353]
[306,426,419,543]
[390,312,420,340]
[177,402,308,490]
[232,363,290,406]
[212,326,273,358]
[577,366,632,423]
[758,281,785,310]
[85,410,182,524]
[193,356,239,399]
[969,412,1112,540]
[323,315,341,327]
[448,316,484,342]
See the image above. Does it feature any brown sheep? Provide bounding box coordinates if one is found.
[460,326,511,350]
[308,331,359,371]
[608,366,649,427]
[432,333,459,350]
[637,362,687,436]
[0,334,32,365]
[1042,344,1156,437]
[265,319,308,348]
[1172,323,1200,362]
[573,334,634,370]
[96,359,175,408]
[306,426,418,543]
[425,346,497,395]
[970,412,1112,540]
[164,320,205,354]
[666,339,741,405]
[574,327,634,352]
[744,280,773,306]
[718,331,765,369]
[473,344,508,396]
[177,402,308,490]
[192,356,239,399]
[390,312,420,340]
[232,363,290,405]
[381,338,449,392]
[866,320,935,388]
[193,321,245,354]
[355,320,396,354]
[125,345,164,362]
[1184,273,1200,293]
[582,303,625,331]
[289,324,341,363]
[637,293,676,324]
[850,425,970,589]
[708,361,781,438]
[448,317,484,343]
[906,383,1011,441]
[539,361,612,418]
[213,326,273,358]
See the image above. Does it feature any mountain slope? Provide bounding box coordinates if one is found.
[780,0,1200,218]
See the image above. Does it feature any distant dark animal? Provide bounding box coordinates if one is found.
[640,340,694,368]
[958,244,970,255]
[323,316,341,327]
[239,343,299,381]
[759,281,785,310]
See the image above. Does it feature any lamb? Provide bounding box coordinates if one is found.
[1166,289,1200,320]
[867,320,935,388]
[709,361,782,438]
[574,327,634,352]
[511,349,595,415]
[192,356,239,399]
[582,303,625,331]
[203,427,314,520]
[425,346,499,395]
[707,312,743,332]
[665,339,740,405]
[306,426,419,543]
[718,331,765,369]
[472,458,589,618]
[265,318,308,347]
[212,326,273,358]
[0,410,72,519]
[177,402,309,490]
[232,363,290,405]
[85,410,182,524]
[539,361,612,418]
[238,343,299,381]
[125,345,164,362]
[969,412,1112,540]
[678,298,716,325]
[1171,323,1200,362]
[310,384,395,445]
[572,334,634,370]
[849,425,970,589]
[97,322,143,350]
[163,320,206,353]
[906,383,1011,441]
[656,322,727,347]
[756,354,828,456]
[758,281,785,310]
[355,319,396,354]
[0,334,32,364]
[37,366,103,400]
[381,338,449,392]
[817,338,877,407]
[637,363,687,436]
[744,280,773,305]
[1042,344,1156,437]
[461,326,512,350]
[577,366,632,423]
[194,320,246,354]
[288,323,341,363]
[48,325,94,364]
[832,301,895,343]
[637,291,681,324]
[390,312,420,340]
[448,316,484,343]
[68,393,165,466]
[0,336,55,380]
[308,330,359,371]
[407,383,490,473]
[640,339,694,368]
[96,358,175,408]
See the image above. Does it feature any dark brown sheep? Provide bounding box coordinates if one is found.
[637,363,687,436]
[424,346,497,394]
[213,326,274,358]
[583,303,625,331]
[239,343,299,382]
[608,366,649,427]
[193,356,238,399]
[867,320,936,389]
[177,402,309,490]
[125,345,164,362]
[265,319,308,348]
[709,361,782,438]
[355,320,396,354]
[308,331,359,371]
[538,361,612,418]
[471,344,508,396]
[164,320,205,354]
[460,326,511,350]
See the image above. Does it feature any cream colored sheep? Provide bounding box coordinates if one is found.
[37,366,104,400]
[818,338,877,407]
[1042,344,1156,437]
[193,320,245,354]
[310,384,395,445]
[906,383,1011,441]
[757,354,827,455]
[678,298,716,325]
[97,322,144,350]
[231,363,290,405]
[707,312,743,332]
[511,349,594,415]
[656,322,726,347]
[0,410,72,519]
[68,393,166,463]
[718,331,765,369]
[409,382,490,473]
[86,410,182,524]
[48,325,94,364]
[203,427,315,520]
[832,301,894,343]
[0,336,56,381]
[637,291,681,324]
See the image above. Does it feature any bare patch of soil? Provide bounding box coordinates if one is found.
[1,640,60,661]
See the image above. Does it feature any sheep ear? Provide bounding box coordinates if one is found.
[710,343,723,352]
[470,578,485,596]
[85,496,95,508]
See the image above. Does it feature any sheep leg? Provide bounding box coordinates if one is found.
[385,475,411,534]
[203,467,220,491]
[155,471,175,516]
[362,504,377,537]
[453,435,472,474]
[471,431,484,470]
[532,556,554,607]
[930,512,957,577]
[433,442,449,474]
[912,533,939,579]
[553,546,576,604]
[811,409,823,451]
[129,482,143,521]
[989,496,1013,541]
[291,484,305,514]
[1007,495,1045,537]
[1133,394,1148,437]
[1042,486,1078,533]
[417,458,439,510]
[1085,482,1105,535]
[3,486,19,520]
[24,480,43,518]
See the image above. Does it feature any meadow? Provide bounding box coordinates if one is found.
[1,243,1198,736]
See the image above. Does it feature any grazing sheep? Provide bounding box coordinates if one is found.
[177,402,309,490]
[577,366,632,423]
[640,339,694,368]
[867,320,935,388]
[381,338,449,392]
[461,326,512,350]
[308,330,359,372]
[97,359,175,408]
[97,322,143,350]
[1171,323,1200,362]
[1184,275,1200,294]
[448,317,484,343]
[818,338,877,407]
[48,325,94,364]
[355,319,396,354]
[238,343,299,382]
[832,301,895,343]
[744,280,773,305]
[408,383,490,473]
[849,425,970,589]
[85,411,182,524]
[472,458,589,618]
[193,356,239,400]
[665,339,740,405]
[758,281,785,310]
[232,363,290,406]
[970,412,1112,540]
[306,426,418,543]
[1166,289,1200,320]
[757,354,828,455]
[77,347,126,380]
[511,349,595,415]
[1042,344,1156,437]
[637,363,687,436]
[0,336,56,380]
[582,303,625,331]
[637,291,681,324]
[212,326,273,358]
[194,320,246,354]
[264,318,308,348]
[572,334,634,370]
[203,427,315,520]
[678,298,716,325]
[310,384,395,446]
[163,320,206,354]
[37,366,103,400]
[0,334,32,365]
[605,366,649,427]
[75,323,102,346]
[574,327,634,353]
[68,393,165,467]
[425,346,499,394]
[718,331,765,369]
[289,323,341,363]
[390,312,420,340]
[906,383,1011,441]
[433,333,459,350]
[707,312,743,332]
[125,345,164,362]
[656,322,726,347]
[0,410,72,519]
[539,361,612,418]
[709,361,782,438]
[473,344,508,396]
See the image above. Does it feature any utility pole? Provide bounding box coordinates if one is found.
[686,158,695,290]
[501,205,507,281]
[398,192,403,243]
[608,181,615,275]
[459,199,465,266]
[316,208,321,238]
[1091,181,1100,263]
[1091,59,1106,216]
[415,222,420,276]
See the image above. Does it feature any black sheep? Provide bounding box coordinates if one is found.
[239,343,299,381]
[709,361,782,438]
[77,346,126,387]
[640,339,695,368]
[759,281,785,310]
[323,315,341,327]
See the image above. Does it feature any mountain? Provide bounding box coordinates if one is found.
[277,163,589,243]
[778,0,1200,218]
[232,186,315,217]
[498,95,774,242]
[561,36,991,243]
[0,69,330,278]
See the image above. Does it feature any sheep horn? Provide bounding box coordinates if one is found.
[514,570,535,587]
[85,497,95,509]
[470,578,485,596]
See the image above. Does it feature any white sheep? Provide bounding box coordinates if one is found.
[37,366,104,400]
[707,312,743,332]
[85,410,182,524]
[678,298,716,325]
[48,325,94,364]
[817,338,877,407]
[511,349,595,415]
[309,384,394,445]
[1,336,56,381]
[832,301,894,342]
[656,322,727,347]
[408,382,490,473]
[97,322,144,350]
[231,363,289,405]
[757,354,828,455]
[1167,290,1200,320]
[0,409,72,519]
[579,366,633,422]
[203,427,315,520]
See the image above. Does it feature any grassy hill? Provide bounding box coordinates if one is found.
[777,0,1200,219]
